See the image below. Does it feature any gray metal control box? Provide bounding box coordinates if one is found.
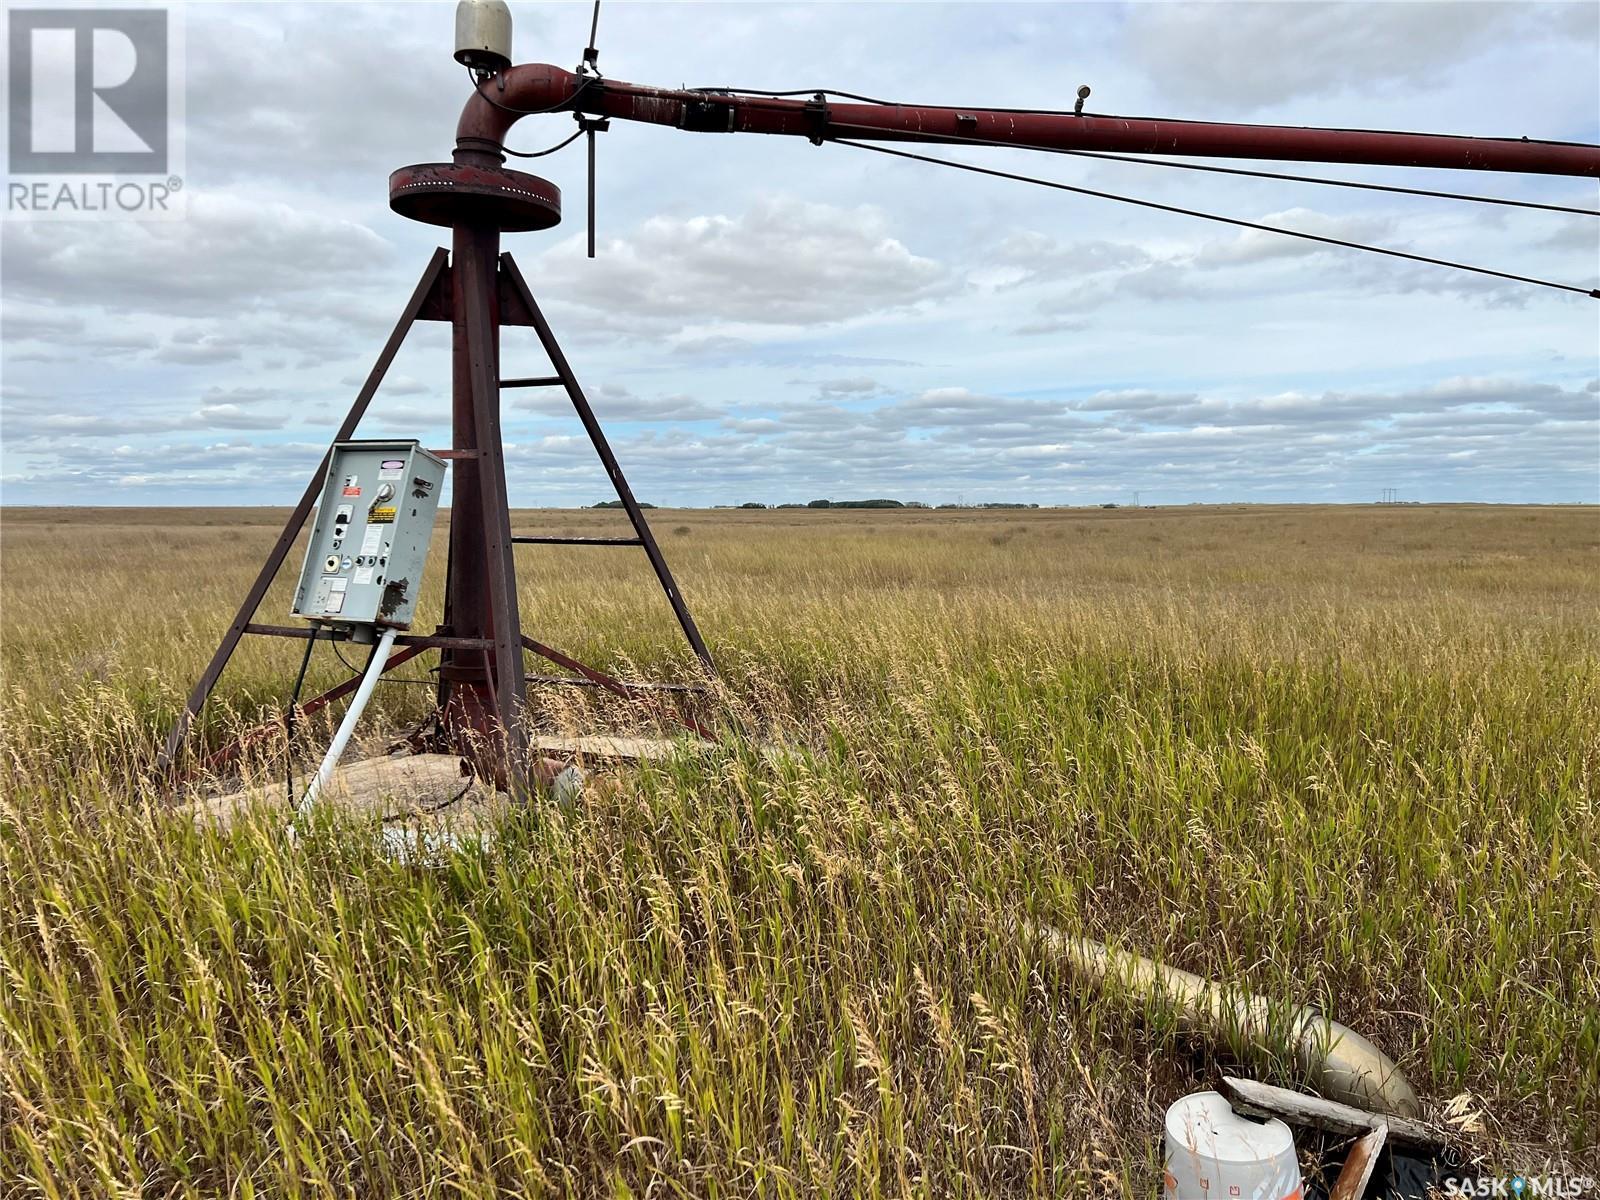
[291,440,446,629]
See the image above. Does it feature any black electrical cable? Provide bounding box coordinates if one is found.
[414,778,477,817]
[330,635,433,686]
[690,85,903,106]
[285,629,318,806]
[825,121,1598,217]
[458,65,588,158]
[830,137,1600,300]
[502,126,585,159]
[333,638,394,683]
[467,68,596,117]
[329,638,363,676]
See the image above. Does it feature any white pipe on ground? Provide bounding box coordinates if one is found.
[1029,922,1422,1119]
[297,626,399,816]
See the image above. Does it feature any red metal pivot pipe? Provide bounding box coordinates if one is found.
[456,64,1600,178]
[430,134,534,775]
[438,219,500,748]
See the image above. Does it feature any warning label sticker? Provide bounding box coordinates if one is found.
[360,526,384,556]
[354,566,374,587]
[341,474,361,497]
[369,506,397,524]
[378,458,405,481]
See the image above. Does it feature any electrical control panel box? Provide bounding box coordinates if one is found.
[291,440,446,630]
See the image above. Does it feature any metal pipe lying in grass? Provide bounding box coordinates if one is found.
[1028,921,1422,1120]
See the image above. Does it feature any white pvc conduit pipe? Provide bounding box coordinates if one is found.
[1031,922,1421,1119]
[296,626,398,816]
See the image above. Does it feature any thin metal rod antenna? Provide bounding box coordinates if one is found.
[587,124,597,258]
[582,0,602,74]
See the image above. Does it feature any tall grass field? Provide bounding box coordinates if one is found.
[2,503,1596,1196]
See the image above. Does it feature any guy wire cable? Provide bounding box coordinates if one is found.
[829,137,1600,300]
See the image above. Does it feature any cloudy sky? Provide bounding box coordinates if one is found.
[2,0,1597,507]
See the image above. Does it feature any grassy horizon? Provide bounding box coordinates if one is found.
[2,503,1596,1196]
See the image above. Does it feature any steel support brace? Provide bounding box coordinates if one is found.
[520,633,636,699]
[162,243,719,783]
[158,249,449,770]
[194,643,429,778]
[521,636,715,740]
[499,252,716,674]
[242,625,493,651]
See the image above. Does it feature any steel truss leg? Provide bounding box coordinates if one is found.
[499,253,717,675]
[158,249,450,771]
[160,246,716,783]
[193,644,429,779]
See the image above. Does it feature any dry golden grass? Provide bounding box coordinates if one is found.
[2,502,1597,1196]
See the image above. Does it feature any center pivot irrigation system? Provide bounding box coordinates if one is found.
[160,1,1600,796]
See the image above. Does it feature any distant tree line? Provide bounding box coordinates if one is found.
[806,499,905,509]
[939,502,1039,510]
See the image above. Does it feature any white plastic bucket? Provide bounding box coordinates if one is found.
[1162,1090,1302,1200]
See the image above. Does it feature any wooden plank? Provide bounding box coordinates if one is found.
[529,735,711,762]
[1219,1077,1446,1151]
[1330,1124,1388,1200]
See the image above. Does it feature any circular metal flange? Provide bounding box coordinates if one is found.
[389,162,561,232]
